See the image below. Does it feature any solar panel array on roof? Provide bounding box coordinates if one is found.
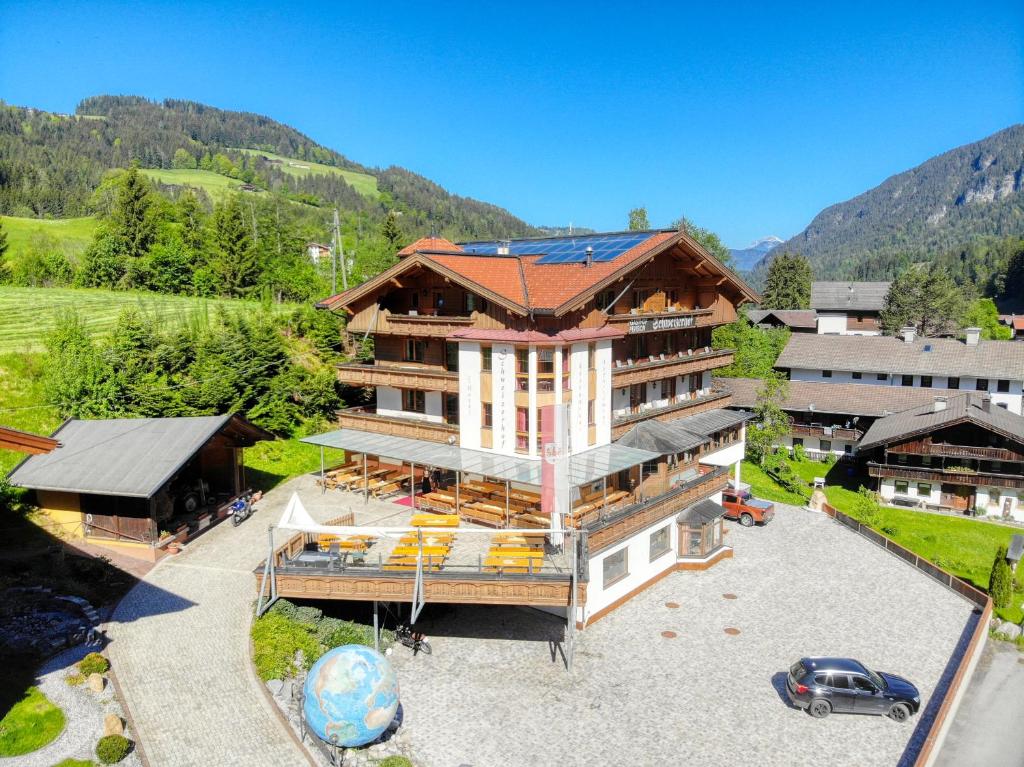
[459,231,655,264]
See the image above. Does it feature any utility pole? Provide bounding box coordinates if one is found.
[332,208,348,292]
[330,212,337,295]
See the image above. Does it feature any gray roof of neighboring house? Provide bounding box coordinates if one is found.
[7,415,271,498]
[747,309,818,329]
[716,377,956,418]
[810,281,890,312]
[775,333,1024,380]
[676,498,726,525]
[858,393,1024,450]
[615,408,752,457]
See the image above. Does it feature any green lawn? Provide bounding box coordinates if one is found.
[235,148,380,198]
[52,760,96,767]
[0,215,99,258]
[245,437,346,492]
[0,352,61,475]
[139,168,259,199]
[0,286,297,354]
[744,457,1024,622]
[0,686,65,756]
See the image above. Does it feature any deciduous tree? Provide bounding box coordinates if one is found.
[963,298,1011,340]
[628,207,650,231]
[761,253,812,309]
[673,215,734,268]
[746,373,790,465]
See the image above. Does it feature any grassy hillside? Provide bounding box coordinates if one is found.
[0,215,99,257]
[0,286,296,354]
[139,168,262,199]
[0,352,61,475]
[236,148,379,198]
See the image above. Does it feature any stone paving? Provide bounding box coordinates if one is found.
[388,503,976,767]
[105,473,348,767]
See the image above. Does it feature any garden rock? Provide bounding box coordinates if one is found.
[997,621,1022,640]
[104,712,125,736]
[266,679,283,696]
[88,672,105,692]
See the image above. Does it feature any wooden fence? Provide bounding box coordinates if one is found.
[819,503,992,767]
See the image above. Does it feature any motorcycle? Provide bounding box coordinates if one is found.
[395,624,431,655]
[230,489,262,526]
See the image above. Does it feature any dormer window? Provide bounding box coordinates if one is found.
[464,293,488,314]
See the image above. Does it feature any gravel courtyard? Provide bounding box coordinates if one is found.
[390,503,977,767]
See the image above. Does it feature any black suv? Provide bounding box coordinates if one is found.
[786,657,920,722]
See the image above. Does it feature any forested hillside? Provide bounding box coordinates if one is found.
[0,95,539,240]
[756,125,1024,283]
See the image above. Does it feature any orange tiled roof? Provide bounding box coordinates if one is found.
[425,253,528,306]
[397,236,462,257]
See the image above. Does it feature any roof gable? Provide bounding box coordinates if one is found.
[859,393,1024,450]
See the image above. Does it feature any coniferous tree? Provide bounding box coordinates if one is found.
[381,210,402,251]
[761,253,812,309]
[110,166,156,259]
[880,267,965,337]
[0,219,10,283]
[628,207,650,231]
[211,197,258,296]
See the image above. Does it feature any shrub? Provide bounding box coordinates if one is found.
[65,672,85,686]
[251,612,320,681]
[881,526,899,537]
[989,546,1012,609]
[791,443,807,462]
[822,451,837,466]
[78,653,110,676]
[95,734,131,764]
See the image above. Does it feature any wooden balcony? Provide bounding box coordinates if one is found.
[867,463,1024,490]
[347,308,474,337]
[887,439,1024,462]
[611,390,732,439]
[606,308,716,334]
[585,464,730,554]
[790,423,862,441]
[611,349,733,387]
[337,407,460,444]
[335,363,460,394]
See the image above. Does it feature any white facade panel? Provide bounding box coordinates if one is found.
[594,340,612,446]
[375,386,402,417]
[528,346,538,457]
[816,313,847,335]
[492,343,516,455]
[457,342,482,449]
[569,342,589,454]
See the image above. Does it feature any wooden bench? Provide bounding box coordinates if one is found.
[512,514,550,529]
[487,546,542,555]
[410,514,460,528]
[399,532,455,545]
[459,504,505,527]
[390,545,450,557]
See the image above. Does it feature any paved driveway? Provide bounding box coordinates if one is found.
[106,475,343,767]
[389,504,976,767]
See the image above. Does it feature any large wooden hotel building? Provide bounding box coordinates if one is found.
[280,229,759,625]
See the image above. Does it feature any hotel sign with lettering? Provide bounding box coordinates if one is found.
[627,315,696,334]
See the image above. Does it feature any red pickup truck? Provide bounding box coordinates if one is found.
[722,489,775,526]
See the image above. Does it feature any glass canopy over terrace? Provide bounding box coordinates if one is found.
[300,429,660,488]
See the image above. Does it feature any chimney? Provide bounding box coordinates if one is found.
[981,395,992,413]
[933,396,947,413]
[900,326,916,344]
[584,245,594,268]
[965,327,981,346]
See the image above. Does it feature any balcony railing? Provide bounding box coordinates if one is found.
[867,462,1024,490]
[347,308,475,337]
[611,349,733,387]
[335,363,460,394]
[887,439,1024,462]
[584,464,730,553]
[790,423,863,441]
[337,407,460,444]
[611,390,732,437]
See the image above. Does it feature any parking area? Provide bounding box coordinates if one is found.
[389,503,976,767]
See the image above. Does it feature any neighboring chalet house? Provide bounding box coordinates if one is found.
[745,309,817,333]
[307,242,331,265]
[810,281,889,335]
[314,229,760,622]
[859,393,1024,521]
[717,377,950,460]
[775,328,1024,415]
[8,415,272,561]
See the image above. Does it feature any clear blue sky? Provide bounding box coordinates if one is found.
[1,1,1022,246]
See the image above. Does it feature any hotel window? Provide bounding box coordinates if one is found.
[917,483,931,497]
[876,373,887,381]
[852,371,862,380]
[402,390,426,413]
[597,289,617,311]
[992,461,1003,473]
[433,291,445,311]
[537,349,555,391]
[902,375,914,387]
[482,403,493,428]
[998,379,1010,392]
[921,455,932,467]
[445,342,459,372]
[587,400,596,426]
[404,339,426,362]
[633,335,648,359]
[588,344,596,370]
[822,370,832,378]
[948,377,959,390]
[632,289,651,311]
[481,346,492,372]
[664,334,676,355]
[445,394,459,425]
[516,348,529,373]
[602,548,629,588]
[896,454,908,465]
[921,375,932,388]
[464,293,488,314]
[515,407,528,433]
[515,435,529,453]
[820,440,832,453]
[895,480,909,494]
[411,292,419,310]
[649,525,672,561]
[976,379,989,391]
[792,437,804,447]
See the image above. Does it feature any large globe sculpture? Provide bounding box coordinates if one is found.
[303,645,400,747]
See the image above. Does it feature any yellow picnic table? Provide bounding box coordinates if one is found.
[390,545,450,557]
[410,513,460,528]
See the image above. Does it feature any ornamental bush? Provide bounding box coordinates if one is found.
[378,758,413,767]
[96,734,131,764]
[791,443,807,462]
[78,653,110,676]
[989,546,1012,609]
